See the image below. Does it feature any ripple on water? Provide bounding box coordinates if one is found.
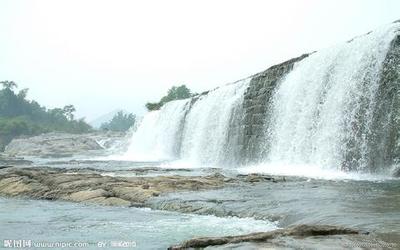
[0,198,277,249]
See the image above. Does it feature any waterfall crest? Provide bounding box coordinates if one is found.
[122,79,249,164]
[117,22,400,176]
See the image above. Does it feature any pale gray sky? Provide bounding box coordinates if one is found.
[1,0,399,121]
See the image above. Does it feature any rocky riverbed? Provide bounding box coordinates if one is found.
[0,163,399,249]
[0,166,229,207]
[0,132,399,249]
[3,131,127,158]
[169,224,368,249]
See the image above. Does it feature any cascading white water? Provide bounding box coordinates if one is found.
[113,22,399,178]
[121,79,249,164]
[123,99,190,161]
[264,23,400,171]
[180,79,249,164]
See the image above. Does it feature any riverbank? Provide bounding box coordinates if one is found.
[0,132,399,249]
[0,160,399,249]
[0,166,229,207]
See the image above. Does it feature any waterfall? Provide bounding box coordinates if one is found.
[264,23,400,172]
[180,79,249,165]
[122,79,249,164]
[123,99,190,161]
[116,22,400,176]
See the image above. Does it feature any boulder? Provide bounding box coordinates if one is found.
[168,224,364,249]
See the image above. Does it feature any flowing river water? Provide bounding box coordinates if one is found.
[1,158,399,249]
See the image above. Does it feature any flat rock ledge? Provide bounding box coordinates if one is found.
[3,132,126,158]
[0,167,227,207]
[168,224,365,249]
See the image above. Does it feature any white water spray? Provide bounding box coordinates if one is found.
[110,22,400,179]
[120,79,249,164]
[122,99,190,161]
[265,23,400,172]
[180,79,249,165]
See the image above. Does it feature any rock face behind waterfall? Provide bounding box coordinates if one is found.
[240,22,400,172]
[240,54,309,164]
[370,33,400,171]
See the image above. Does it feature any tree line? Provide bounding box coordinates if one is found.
[0,81,91,150]
[0,80,194,150]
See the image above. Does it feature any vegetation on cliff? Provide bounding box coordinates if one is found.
[145,85,193,111]
[0,81,92,150]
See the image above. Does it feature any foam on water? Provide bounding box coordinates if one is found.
[238,163,395,181]
[0,198,278,249]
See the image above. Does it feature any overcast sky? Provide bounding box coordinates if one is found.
[1,0,399,121]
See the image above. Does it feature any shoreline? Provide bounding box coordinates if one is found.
[1,165,399,249]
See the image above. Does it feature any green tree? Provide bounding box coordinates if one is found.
[146,84,192,111]
[0,80,93,150]
[63,105,76,121]
[49,108,66,121]
[0,81,17,90]
[17,88,29,99]
[145,102,162,111]
[100,111,136,132]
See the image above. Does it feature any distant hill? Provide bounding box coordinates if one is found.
[89,109,129,129]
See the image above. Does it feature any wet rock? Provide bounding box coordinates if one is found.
[168,224,363,249]
[245,173,275,183]
[237,173,282,183]
[392,165,400,177]
[0,155,33,166]
[0,167,227,207]
[240,54,309,164]
[67,189,111,202]
[4,132,103,158]
[88,197,132,206]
